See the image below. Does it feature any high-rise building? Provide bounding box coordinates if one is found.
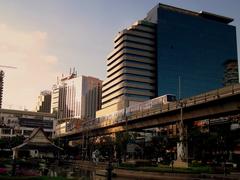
[145,3,238,98]
[97,3,238,117]
[223,59,239,86]
[0,70,4,109]
[85,84,102,119]
[36,90,52,113]
[98,21,156,116]
[51,70,102,120]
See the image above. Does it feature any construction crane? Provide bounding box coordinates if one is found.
[0,65,17,69]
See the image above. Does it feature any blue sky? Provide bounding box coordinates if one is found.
[0,0,240,110]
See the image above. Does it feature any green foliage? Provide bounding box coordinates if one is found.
[115,132,133,160]
[191,160,203,167]
[123,160,154,167]
[119,162,136,168]
[0,135,25,150]
[88,135,115,160]
[144,134,174,164]
[188,124,238,164]
[10,135,25,148]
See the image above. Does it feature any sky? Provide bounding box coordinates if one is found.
[0,0,240,111]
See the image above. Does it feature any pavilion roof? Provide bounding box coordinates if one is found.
[12,128,63,152]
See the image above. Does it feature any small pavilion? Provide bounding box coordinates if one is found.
[12,128,63,159]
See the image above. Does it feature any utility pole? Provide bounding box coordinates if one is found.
[174,76,188,168]
[178,76,184,144]
[178,76,181,101]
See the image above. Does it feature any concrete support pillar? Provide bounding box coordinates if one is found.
[177,121,188,160]
[174,106,188,168]
[85,135,89,160]
[176,140,188,163]
[112,133,117,160]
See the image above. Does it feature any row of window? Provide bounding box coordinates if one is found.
[103,74,155,93]
[114,31,155,45]
[102,85,154,100]
[1,128,32,135]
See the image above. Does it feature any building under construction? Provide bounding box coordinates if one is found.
[0,70,4,109]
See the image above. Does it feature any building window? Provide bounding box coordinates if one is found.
[2,128,11,134]
[13,129,22,135]
[23,130,32,136]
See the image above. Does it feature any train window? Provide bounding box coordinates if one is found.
[167,95,177,102]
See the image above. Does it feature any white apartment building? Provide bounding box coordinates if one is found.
[0,109,55,139]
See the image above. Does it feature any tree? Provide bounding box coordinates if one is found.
[115,132,132,162]
[146,134,171,163]
[0,135,25,150]
[188,123,238,165]
[10,135,25,148]
[97,135,114,160]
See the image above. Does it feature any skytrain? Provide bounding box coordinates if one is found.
[83,94,177,130]
[126,94,177,116]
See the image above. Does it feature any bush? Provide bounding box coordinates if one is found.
[190,160,205,167]
[120,162,135,168]
[120,160,155,168]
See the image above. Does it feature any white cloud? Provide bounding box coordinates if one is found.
[0,23,60,110]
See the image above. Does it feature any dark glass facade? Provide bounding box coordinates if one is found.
[146,4,238,98]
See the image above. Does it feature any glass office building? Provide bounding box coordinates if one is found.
[97,3,238,117]
[146,4,238,98]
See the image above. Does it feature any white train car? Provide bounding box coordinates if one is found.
[151,94,176,107]
[92,94,177,129]
[126,94,176,116]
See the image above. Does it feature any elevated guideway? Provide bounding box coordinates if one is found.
[57,84,240,139]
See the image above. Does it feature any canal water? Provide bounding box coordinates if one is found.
[47,166,197,180]
[14,161,201,179]
[47,165,136,180]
